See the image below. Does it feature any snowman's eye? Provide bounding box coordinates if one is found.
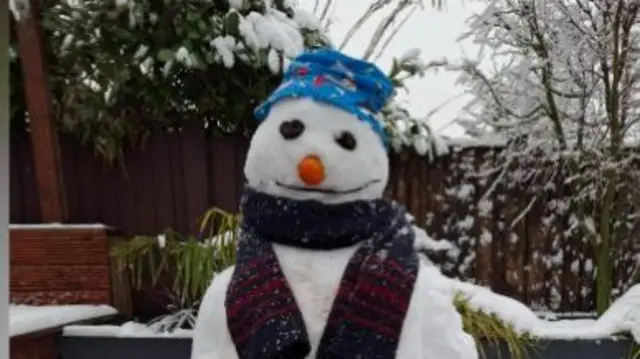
[335,131,357,151]
[279,119,305,140]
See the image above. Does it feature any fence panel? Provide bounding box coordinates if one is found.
[9,129,638,312]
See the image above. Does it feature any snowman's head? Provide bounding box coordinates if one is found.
[244,98,388,203]
[244,48,394,204]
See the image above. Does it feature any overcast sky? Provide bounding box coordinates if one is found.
[298,0,486,137]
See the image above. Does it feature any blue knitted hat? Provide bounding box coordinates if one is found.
[254,48,394,147]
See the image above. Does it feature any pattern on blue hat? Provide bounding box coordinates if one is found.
[254,48,395,146]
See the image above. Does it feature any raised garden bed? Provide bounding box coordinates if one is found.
[485,338,635,359]
[56,271,639,359]
[59,333,635,359]
[61,336,191,359]
[55,226,639,359]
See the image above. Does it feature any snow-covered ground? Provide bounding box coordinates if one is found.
[62,268,640,344]
[10,304,118,337]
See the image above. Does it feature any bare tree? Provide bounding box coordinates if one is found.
[313,0,445,59]
[310,0,446,61]
[308,0,455,158]
[443,0,640,314]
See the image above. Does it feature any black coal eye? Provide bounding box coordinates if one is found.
[335,131,357,151]
[279,119,305,140]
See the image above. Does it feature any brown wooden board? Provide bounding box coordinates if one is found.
[181,123,209,234]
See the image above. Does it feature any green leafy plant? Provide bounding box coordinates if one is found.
[454,295,538,359]
[630,343,640,359]
[111,207,240,308]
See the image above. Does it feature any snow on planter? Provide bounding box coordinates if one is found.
[432,269,640,342]
[10,304,117,337]
[64,322,192,339]
[9,223,109,229]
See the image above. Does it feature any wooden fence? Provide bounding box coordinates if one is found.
[11,124,249,236]
[10,127,639,313]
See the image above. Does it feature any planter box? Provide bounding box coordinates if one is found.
[485,338,635,359]
[61,337,191,359]
[60,336,636,359]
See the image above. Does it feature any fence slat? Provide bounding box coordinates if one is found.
[59,134,80,221]
[526,190,548,310]
[474,149,495,286]
[117,145,139,236]
[181,124,209,234]
[148,132,175,233]
[132,141,159,235]
[209,135,239,214]
[234,135,249,205]
[75,140,100,223]
[166,130,188,234]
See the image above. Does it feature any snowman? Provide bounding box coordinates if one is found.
[191,48,478,359]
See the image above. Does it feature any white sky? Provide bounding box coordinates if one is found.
[298,0,486,137]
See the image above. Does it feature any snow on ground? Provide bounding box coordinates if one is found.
[10,304,118,337]
[62,266,639,344]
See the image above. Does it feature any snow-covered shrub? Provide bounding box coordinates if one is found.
[383,49,451,160]
[11,0,450,162]
[455,295,534,359]
[10,0,329,161]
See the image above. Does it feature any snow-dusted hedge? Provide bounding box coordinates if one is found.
[10,0,330,160]
[10,0,451,161]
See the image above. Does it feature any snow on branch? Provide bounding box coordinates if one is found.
[382,48,452,159]
[440,0,640,310]
[9,0,30,21]
[49,0,329,78]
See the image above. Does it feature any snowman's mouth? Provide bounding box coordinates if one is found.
[275,179,381,195]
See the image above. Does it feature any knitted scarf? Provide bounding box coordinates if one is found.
[225,187,419,359]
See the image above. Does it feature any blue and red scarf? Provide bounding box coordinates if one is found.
[225,188,419,359]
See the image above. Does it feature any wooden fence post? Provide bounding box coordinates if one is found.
[14,0,67,222]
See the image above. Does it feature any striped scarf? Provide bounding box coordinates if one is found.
[225,188,419,359]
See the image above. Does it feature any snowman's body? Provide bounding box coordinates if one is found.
[191,50,478,359]
[193,242,477,359]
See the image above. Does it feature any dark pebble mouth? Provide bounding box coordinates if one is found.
[275,179,382,195]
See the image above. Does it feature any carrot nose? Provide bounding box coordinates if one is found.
[298,155,325,186]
